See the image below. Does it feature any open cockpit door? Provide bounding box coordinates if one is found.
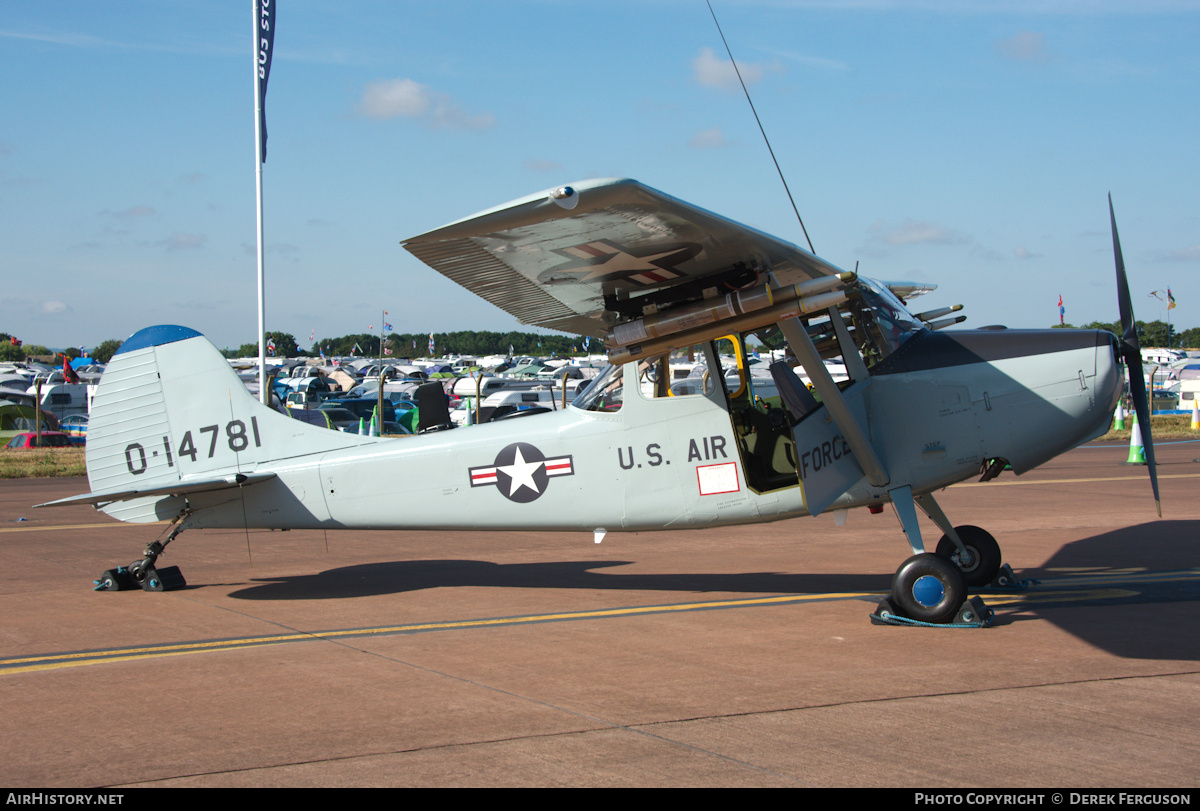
[699,280,934,514]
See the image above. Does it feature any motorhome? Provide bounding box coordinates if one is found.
[26,382,90,422]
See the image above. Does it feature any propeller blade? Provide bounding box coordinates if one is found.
[1109,194,1161,516]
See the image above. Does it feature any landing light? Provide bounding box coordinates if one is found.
[550,186,578,210]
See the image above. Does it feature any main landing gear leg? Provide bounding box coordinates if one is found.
[914,493,1020,589]
[871,486,992,627]
[94,523,188,593]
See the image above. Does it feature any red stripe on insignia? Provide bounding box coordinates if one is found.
[568,243,608,258]
[470,468,497,485]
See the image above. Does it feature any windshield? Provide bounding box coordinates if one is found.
[572,364,624,411]
[849,280,926,364]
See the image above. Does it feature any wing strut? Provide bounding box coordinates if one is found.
[776,316,889,487]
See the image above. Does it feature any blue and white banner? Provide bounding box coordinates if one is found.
[255,0,276,163]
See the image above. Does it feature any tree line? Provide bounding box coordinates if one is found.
[1051,320,1199,349]
[230,330,599,360]
[2,319,1195,368]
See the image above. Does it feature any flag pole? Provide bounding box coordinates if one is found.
[253,1,275,404]
[253,2,267,403]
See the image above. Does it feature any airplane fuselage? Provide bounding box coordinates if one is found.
[108,326,1120,538]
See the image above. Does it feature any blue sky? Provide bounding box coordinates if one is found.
[2,0,1197,352]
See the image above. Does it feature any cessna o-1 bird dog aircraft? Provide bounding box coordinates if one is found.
[42,179,1159,625]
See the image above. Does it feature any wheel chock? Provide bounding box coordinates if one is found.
[954,596,993,626]
[139,565,187,592]
[870,595,993,628]
[94,567,135,591]
[990,564,1030,590]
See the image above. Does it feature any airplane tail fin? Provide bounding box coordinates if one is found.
[84,325,375,522]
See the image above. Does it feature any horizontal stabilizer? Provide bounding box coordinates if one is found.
[36,472,276,509]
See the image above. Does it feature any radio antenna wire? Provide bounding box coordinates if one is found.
[706,0,816,255]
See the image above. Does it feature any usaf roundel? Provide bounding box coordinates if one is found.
[469,442,575,503]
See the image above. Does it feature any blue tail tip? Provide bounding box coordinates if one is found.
[114,326,203,356]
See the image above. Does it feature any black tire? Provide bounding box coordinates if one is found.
[891,553,967,624]
[127,559,150,585]
[935,525,1001,588]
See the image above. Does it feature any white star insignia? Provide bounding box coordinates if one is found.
[498,446,544,497]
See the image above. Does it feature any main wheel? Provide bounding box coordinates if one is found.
[935,525,1001,588]
[891,553,967,624]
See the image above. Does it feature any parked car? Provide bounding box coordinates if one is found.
[59,414,89,445]
[320,398,399,424]
[6,431,74,449]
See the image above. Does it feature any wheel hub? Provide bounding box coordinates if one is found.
[911,575,946,608]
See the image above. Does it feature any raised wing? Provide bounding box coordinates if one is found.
[402,178,849,338]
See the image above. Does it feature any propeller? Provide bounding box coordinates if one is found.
[1109,193,1161,516]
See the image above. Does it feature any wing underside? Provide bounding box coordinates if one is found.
[403,178,849,337]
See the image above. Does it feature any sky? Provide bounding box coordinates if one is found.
[2,0,1198,353]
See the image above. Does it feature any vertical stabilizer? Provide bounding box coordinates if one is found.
[85,325,376,522]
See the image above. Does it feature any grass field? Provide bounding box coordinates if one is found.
[0,447,87,479]
[1100,414,1198,442]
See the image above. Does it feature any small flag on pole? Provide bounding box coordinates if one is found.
[1168,288,1177,310]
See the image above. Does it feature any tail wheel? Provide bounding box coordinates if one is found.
[935,525,1001,588]
[892,553,967,624]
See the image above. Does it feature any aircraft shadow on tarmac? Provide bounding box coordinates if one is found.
[228,560,894,603]
[226,520,1198,661]
[1012,519,1200,662]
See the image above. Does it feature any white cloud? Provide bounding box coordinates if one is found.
[1155,245,1200,262]
[997,31,1052,63]
[357,78,494,131]
[689,127,733,149]
[1014,245,1037,259]
[693,47,767,91]
[160,233,206,251]
[757,47,849,72]
[41,300,68,314]
[524,159,563,173]
[871,218,968,247]
[103,205,154,219]
[359,78,431,119]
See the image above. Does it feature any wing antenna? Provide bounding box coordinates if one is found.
[706,0,816,255]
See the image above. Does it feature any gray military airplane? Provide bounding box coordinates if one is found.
[41,179,1158,625]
